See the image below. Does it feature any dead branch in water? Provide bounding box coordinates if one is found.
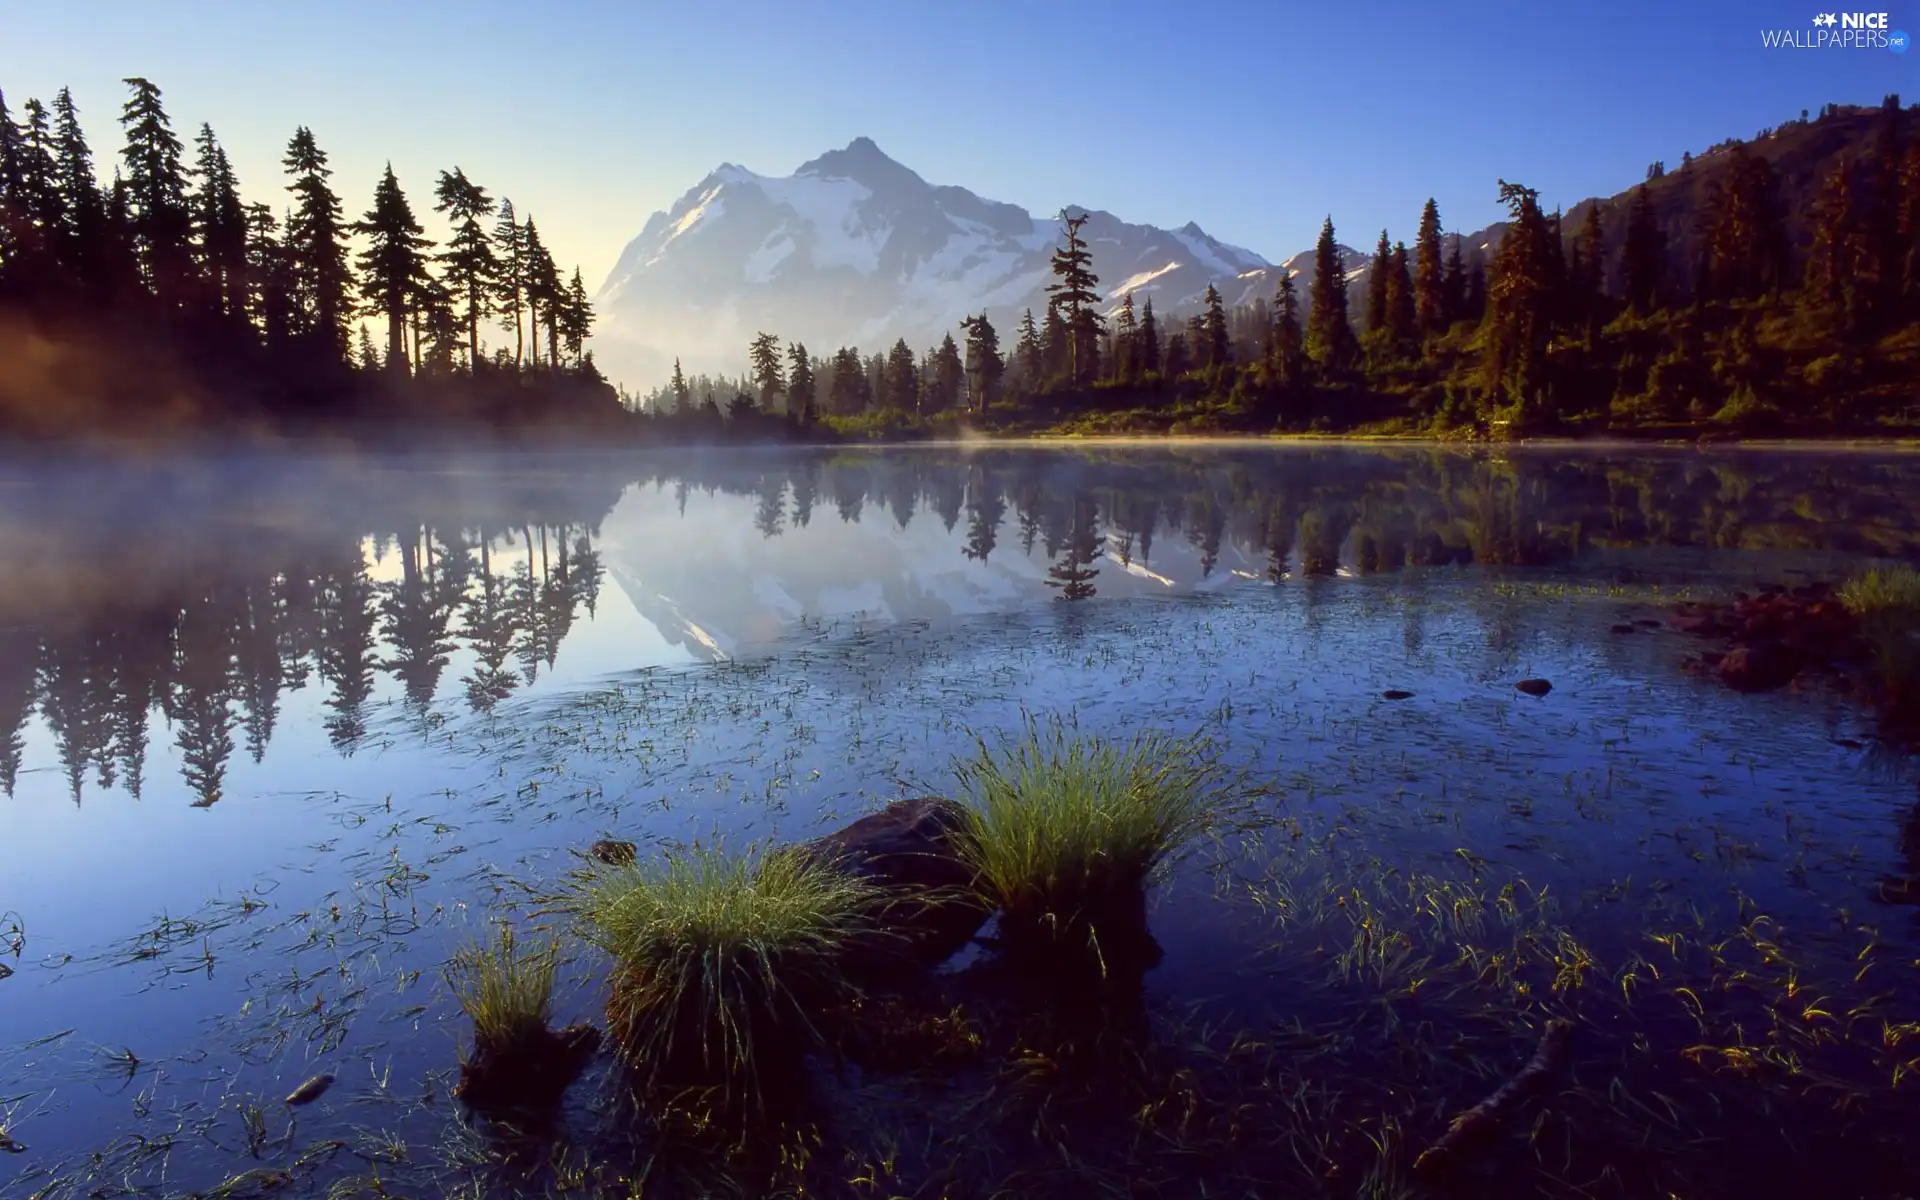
[1412,1018,1575,1181]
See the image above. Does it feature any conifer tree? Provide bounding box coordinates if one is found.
[522,217,561,367]
[1112,291,1138,380]
[1271,271,1304,385]
[749,331,785,407]
[1039,303,1067,381]
[244,202,293,348]
[5,98,58,295]
[282,126,352,359]
[1413,198,1445,336]
[883,338,919,410]
[1306,217,1355,371]
[927,332,964,414]
[0,89,24,291]
[669,358,691,413]
[432,167,495,369]
[51,89,107,299]
[1441,237,1466,325]
[1201,283,1230,369]
[1366,228,1392,333]
[1044,213,1102,386]
[417,273,460,374]
[1164,330,1191,378]
[1620,185,1665,314]
[1482,180,1559,421]
[1386,242,1416,344]
[786,341,816,422]
[1139,295,1160,376]
[117,78,193,306]
[1703,144,1785,302]
[354,164,431,372]
[959,313,1002,409]
[189,125,248,321]
[493,198,526,365]
[559,267,592,363]
[1806,161,1870,331]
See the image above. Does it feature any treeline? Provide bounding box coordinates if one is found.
[0,77,618,435]
[659,98,1920,439]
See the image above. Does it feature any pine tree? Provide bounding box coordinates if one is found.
[1703,144,1786,302]
[1044,213,1102,386]
[1441,238,1466,325]
[282,126,353,359]
[51,89,108,301]
[189,125,248,322]
[1112,291,1138,380]
[117,78,193,307]
[0,89,24,292]
[786,341,816,422]
[669,358,691,413]
[1009,307,1041,387]
[1413,198,1445,336]
[5,98,59,296]
[356,324,381,370]
[829,346,870,414]
[432,167,496,370]
[1806,161,1870,331]
[1386,242,1416,344]
[522,217,561,367]
[417,272,460,374]
[748,331,785,407]
[1482,180,1560,422]
[1621,185,1665,314]
[959,313,1002,409]
[244,202,293,349]
[1201,284,1230,369]
[1164,330,1191,378]
[883,338,918,410]
[354,164,431,372]
[923,333,963,415]
[1139,295,1160,376]
[1306,217,1355,371]
[493,198,526,365]
[1040,303,1067,381]
[1271,271,1304,386]
[559,267,592,363]
[1366,228,1392,333]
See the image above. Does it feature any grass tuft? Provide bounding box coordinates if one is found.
[1842,564,1920,710]
[953,717,1224,968]
[561,843,887,1099]
[1840,564,1920,621]
[443,925,559,1054]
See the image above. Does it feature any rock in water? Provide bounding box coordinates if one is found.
[1515,679,1553,697]
[799,797,988,972]
[1718,643,1800,692]
[589,839,638,867]
[285,1074,334,1106]
[1382,689,1415,700]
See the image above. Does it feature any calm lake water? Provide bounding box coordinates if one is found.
[3,443,1919,1198]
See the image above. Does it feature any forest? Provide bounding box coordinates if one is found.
[645,98,1920,442]
[0,76,622,438]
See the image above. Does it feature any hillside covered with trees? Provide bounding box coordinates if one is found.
[0,77,621,439]
[649,98,1920,442]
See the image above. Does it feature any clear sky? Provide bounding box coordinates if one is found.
[2,0,1909,291]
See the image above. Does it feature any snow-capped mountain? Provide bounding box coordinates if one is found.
[592,138,1370,387]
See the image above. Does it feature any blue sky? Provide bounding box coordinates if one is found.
[2,0,1909,289]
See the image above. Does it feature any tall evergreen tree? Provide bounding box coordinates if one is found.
[189,125,248,321]
[669,358,691,413]
[1386,242,1416,344]
[1306,217,1355,371]
[883,338,919,410]
[0,89,24,291]
[522,217,561,367]
[244,202,292,349]
[117,78,193,307]
[786,341,816,422]
[1012,308,1042,385]
[1039,303,1067,380]
[1366,228,1392,333]
[1482,180,1560,422]
[354,164,431,372]
[559,267,592,363]
[432,167,496,369]
[51,89,108,300]
[1704,144,1786,302]
[1271,271,1304,385]
[1413,198,1446,336]
[1044,213,1102,386]
[959,313,1002,409]
[5,98,59,295]
[1805,161,1871,332]
[748,331,785,407]
[492,198,526,365]
[282,126,353,359]
[1620,184,1666,314]
[1200,284,1230,369]
[1112,291,1139,380]
[1139,295,1160,376]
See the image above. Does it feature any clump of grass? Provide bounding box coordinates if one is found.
[444,925,560,1053]
[953,717,1224,972]
[1839,564,1920,621]
[563,843,887,1100]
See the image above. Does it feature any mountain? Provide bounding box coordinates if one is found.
[592,138,1356,386]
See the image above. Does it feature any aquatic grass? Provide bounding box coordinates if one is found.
[443,925,559,1055]
[1841,565,1920,713]
[953,716,1226,971]
[1839,564,1920,621]
[561,843,888,1101]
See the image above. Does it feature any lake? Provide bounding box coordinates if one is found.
[2,442,1919,1198]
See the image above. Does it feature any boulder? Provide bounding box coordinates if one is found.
[799,797,989,973]
[1718,643,1801,692]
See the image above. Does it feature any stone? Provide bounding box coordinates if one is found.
[588,839,637,867]
[1382,689,1415,700]
[1515,679,1553,697]
[1718,643,1800,692]
[799,797,989,972]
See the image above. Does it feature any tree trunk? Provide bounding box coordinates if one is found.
[387,306,408,375]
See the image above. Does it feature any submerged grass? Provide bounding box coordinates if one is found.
[954,717,1226,970]
[444,926,559,1054]
[1842,564,1920,712]
[560,843,888,1101]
